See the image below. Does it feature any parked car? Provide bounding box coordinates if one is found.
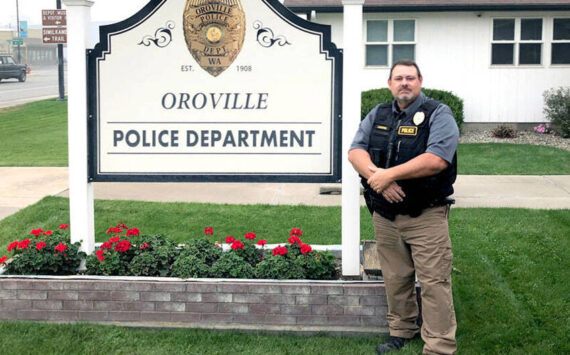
[0,55,28,82]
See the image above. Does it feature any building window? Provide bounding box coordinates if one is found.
[552,18,570,64]
[366,19,415,67]
[491,18,543,65]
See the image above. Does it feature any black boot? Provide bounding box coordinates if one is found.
[376,336,415,354]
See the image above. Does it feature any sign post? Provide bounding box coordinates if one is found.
[42,6,66,101]
[62,0,95,254]
[341,0,364,277]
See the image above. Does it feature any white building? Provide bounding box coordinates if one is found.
[285,0,570,129]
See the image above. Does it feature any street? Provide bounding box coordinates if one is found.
[0,64,67,108]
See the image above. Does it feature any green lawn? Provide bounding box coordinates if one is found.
[0,99,68,166]
[0,198,568,354]
[458,143,570,175]
[1,100,570,174]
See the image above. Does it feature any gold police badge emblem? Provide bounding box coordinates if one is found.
[183,0,246,77]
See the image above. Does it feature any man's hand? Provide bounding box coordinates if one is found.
[382,182,406,203]
[367,166,395,194]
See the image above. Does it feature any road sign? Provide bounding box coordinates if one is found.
[19,21,28,39]
[42,10,67,26]
[8,39,24,46]
[42,28,67,44]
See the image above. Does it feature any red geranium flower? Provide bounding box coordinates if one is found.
[272,246,288,256]
[0,255,7,264]
[54,243,67,253]
[225,236,235,244]
[43,230,53,235]
[290,228,303,236]
[257,239,267,246]
[300,243,312,254]
[106,227,122,234]
[109,237,120,243]
[59,224,69,230]
[115,240,131,252]
[231,240,244,250]
[18,239,31,249]
[204,227,214,235]
[139,243,149,250]
[244,232,256,240]
[117,222,129,230]
[126,228,140,237]
[95,249,105,261]
[7,241,18,252]
[30,229,43,236]
[100,241,113,249]
[36,241,46,250]
[288,236,301,245]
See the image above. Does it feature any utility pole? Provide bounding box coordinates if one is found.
[16,0,21,63]
[57,0,66,101]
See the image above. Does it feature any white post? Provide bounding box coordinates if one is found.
[63,0,95,254]
[341,0,364,277]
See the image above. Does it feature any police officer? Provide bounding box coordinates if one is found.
[348,60,458,355]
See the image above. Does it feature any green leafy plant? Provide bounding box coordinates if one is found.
[179,238,221,266]
[85,223,179,276]
[210,252,254,279]
[1,225,85,275]
[295,251,338,280]
[254,254,305,280]
[492,125,518,139]
[361,88,465,132]
[543,87,570,138]
[171,254,210,278]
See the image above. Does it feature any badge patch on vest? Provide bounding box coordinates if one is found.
[413,112,425,126]
[398,126,418,136]
[376,125,388,130]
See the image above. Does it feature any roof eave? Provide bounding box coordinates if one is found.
[286,4,570,13]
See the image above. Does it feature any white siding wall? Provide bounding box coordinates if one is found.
[311,11,570,123]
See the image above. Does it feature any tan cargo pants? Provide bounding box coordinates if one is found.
[373,205,457,355]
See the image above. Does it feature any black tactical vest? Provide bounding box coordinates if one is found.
[362,98,457,220]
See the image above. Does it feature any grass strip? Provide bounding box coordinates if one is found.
[457,143,570,175]
[0,99,68,166]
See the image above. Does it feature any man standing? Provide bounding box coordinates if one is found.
[348,60,458,354]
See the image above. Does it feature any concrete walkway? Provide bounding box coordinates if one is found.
[0,167,569,221]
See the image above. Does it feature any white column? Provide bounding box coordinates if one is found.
[341,0,364,277]
[63,0,95,254]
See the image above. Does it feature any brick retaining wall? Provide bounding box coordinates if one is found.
[0,277,388,334]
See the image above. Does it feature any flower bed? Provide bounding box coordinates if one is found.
[0,224,390,334]
[1,224,338,280]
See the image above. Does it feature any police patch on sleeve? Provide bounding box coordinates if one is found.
[398,126,418,136]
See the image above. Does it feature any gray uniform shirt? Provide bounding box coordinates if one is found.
[349,92,459,164]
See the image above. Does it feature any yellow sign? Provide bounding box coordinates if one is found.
[398,126,418,136]
[183,0,246,77]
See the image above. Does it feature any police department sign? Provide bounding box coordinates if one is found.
[87,0,342,182]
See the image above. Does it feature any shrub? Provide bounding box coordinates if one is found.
[171,254,210,278]
[210,252,254,278]
[492,125,518,138]
[295,251,338,280]
[543,87,570,138]
[254,254,305,280]
[1,225,85,275]
[361,88,465,132]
